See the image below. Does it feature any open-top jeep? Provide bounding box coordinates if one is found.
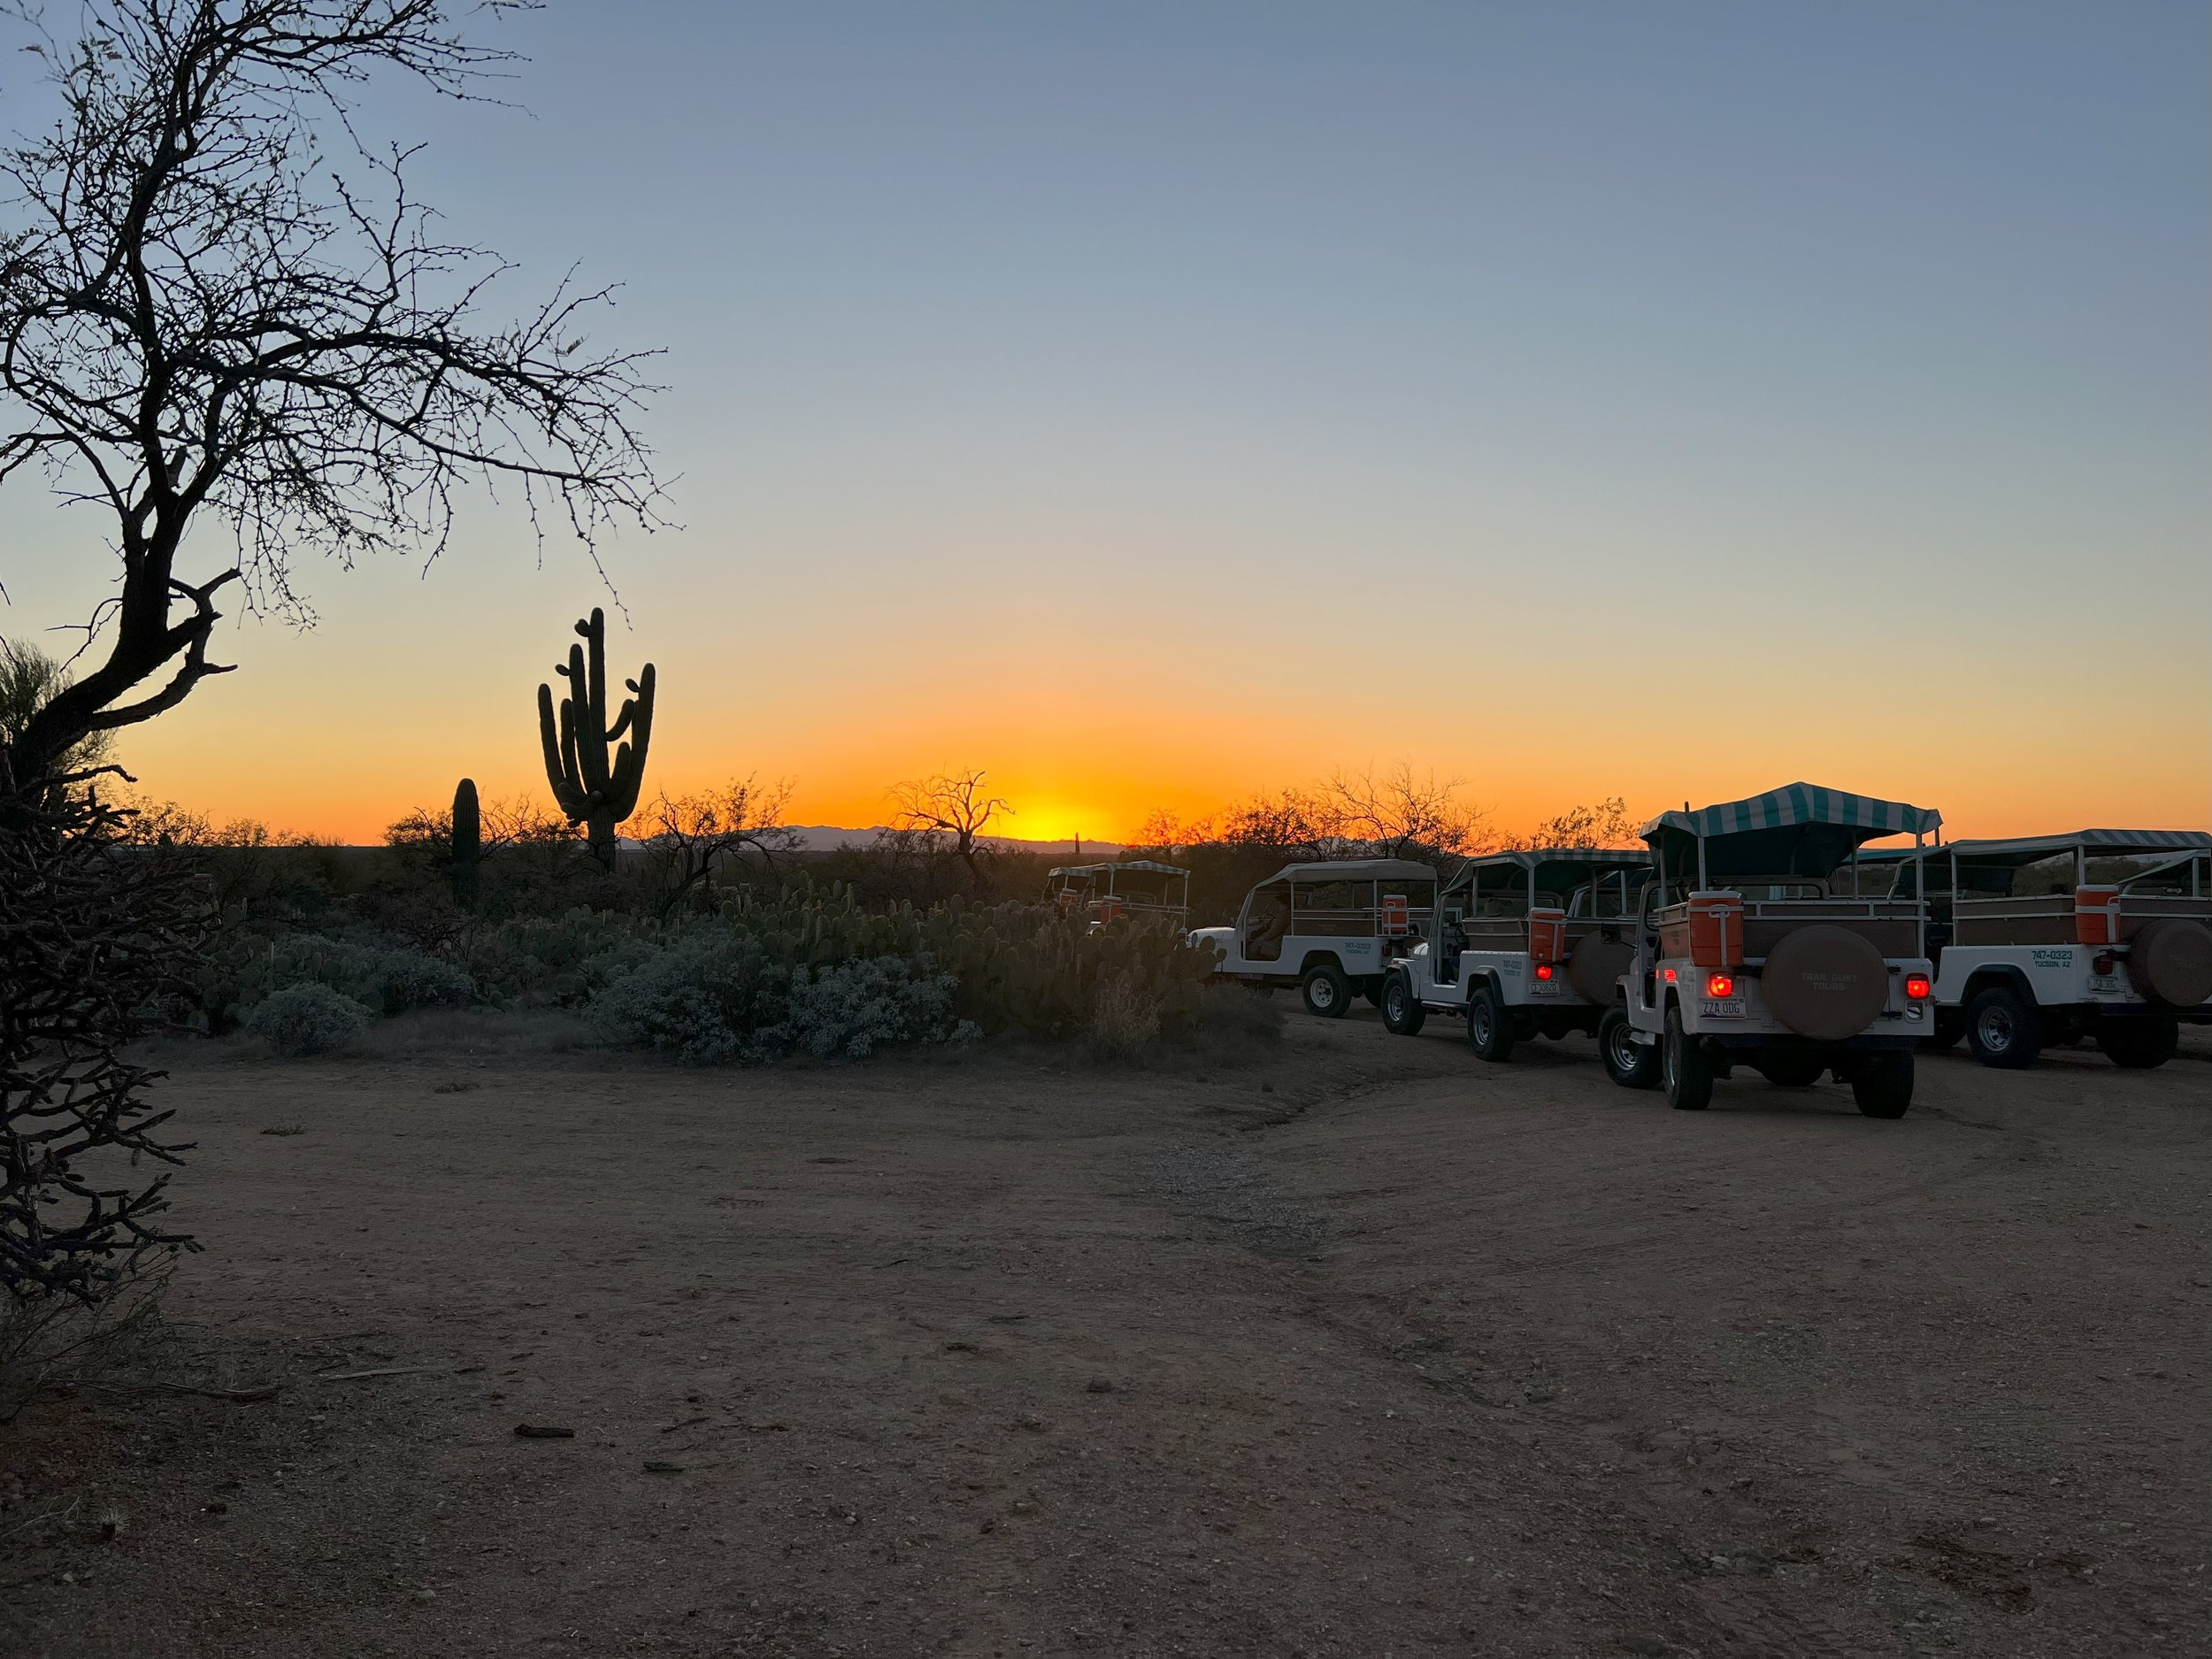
[1606,784,1941,1118]
[1379,849,1650,1060]
[1893,829,2212,1070]
[1044,859,1192,933]
[1191,859,1439,1018]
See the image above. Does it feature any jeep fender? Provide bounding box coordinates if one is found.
[1961,964,2037,1009]
[1466,967,1507,1002]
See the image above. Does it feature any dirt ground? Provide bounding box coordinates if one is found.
[4,1010,2208,1658]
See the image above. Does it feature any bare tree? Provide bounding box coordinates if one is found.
[0,0,666,789]
[1325,764,1487,858]
[1525,796,1639,849]
[1218,786,1337,856]
[1132,806,1212,860]
[641,776,801,917]
[889,768,1012,880]
[3,787,204,1308]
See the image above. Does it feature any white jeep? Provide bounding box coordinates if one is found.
[1192,859,1440,1018]
[1897,831,2212,1070]
[1604,784,1941,1118]
[1044,858,1192,933]
[1379,849,1650,1060]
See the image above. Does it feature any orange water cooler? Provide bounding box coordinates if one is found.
[1687,891,1745,968]
[2074,886,2122,946]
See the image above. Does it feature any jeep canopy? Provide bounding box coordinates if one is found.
[1879,831,2212,897]
[1640,783,1942,883]
[1935,830,2212,864]
[1255,859,1440,887]
[1442,848,1649,899]
[1045,859,1190,916]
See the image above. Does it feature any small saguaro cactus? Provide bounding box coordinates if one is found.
[450,777,481,903]
[536,608,656,869]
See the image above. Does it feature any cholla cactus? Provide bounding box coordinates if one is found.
[536,609,656,869]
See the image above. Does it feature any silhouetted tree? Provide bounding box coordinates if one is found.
[0,0,665,789]
[1324,764,1486,858]
[642,777,802,917]
[890,769,1013,881]
[1524,796,1639,849]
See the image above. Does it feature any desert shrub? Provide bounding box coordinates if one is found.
[1196,982,1285,1043]
[191,879,1247,1064]
[590,933,786,1063]
[368,946,475,1014]
[590,939,972,1064]
[1088,976,1164,1058]
[246,983,369,1056]
[457,908,661,1008]
[201,930,475,1026]
[773,956,972,1059]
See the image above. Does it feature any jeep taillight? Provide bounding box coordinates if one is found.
[1533,963,1555,981]
[1904,974,1932,1000]
[2092,952,2116,976]
[1706,973,1734,997]
[1663,967,1678,985]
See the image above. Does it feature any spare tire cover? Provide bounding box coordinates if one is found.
[1761,925,1889,1041]
[2129,918,2212,1008]
[1568,933,1634,1005]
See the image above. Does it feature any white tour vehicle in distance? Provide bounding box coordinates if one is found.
[1043,859,1192,933]
[1379,849,1650,1061]
[1191,859,1440,1018]
[1606,784,1941,1118]
[1893,829,2212,1070]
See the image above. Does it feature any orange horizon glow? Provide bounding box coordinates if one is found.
[112,687,2212,852]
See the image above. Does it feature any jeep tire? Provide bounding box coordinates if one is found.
[1965,985,2042,1069]
[1465,984,1516,1062]
[2098,1016,2179,1070]
[1601,1009,1660,1090]
[1663,1004,1712,1111]
[1300,963,1353,1019]
[1851,1050,1915,1118]
[1380,972,1426,1037]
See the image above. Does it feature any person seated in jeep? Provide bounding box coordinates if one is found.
[1244,887,1290,961]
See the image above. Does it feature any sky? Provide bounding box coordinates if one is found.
[3,1,2207,844]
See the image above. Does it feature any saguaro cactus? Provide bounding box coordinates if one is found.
[450,777,481,903]
[537,609,657,869]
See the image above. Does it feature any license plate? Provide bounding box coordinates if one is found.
[2088,973,2123,993]
[1530,979,1562,996]
[1700,998,1746,1019]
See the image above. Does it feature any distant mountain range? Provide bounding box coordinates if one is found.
[782,826,1127,856]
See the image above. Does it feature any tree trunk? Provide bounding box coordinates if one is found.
[588,806,618,871]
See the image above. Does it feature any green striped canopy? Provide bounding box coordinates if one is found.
[1640,783,1941,881]
[1640,783,1941,842]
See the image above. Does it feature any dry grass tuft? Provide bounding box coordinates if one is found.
[1087,978,1164,1059]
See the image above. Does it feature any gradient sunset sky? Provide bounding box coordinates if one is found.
[5,2,2207,843]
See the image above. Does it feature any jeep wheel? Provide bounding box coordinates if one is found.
[1465,984,1516,1062]
[1755,1054,1826,1088]
[1601,1010,1659,1090]
[1663,1005,1712,1111]
[2098,1016,2179,1070]
[1380,973,1426,1037]
[1300,963,1352,1018]
[1965,986,2041,1069]
[1851,1050,1914,1118]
